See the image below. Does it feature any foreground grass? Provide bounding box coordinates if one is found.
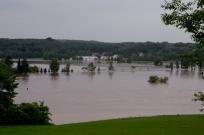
[0,115,204,135]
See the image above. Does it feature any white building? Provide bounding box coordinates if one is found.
[81,56,98,61]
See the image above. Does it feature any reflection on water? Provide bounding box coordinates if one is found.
[14,63,203,125]
[108,72,114,80]
[50,73,59,81]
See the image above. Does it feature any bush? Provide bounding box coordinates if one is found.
[154,58,163,66]
[159,76,169,83]
[148,76,169,83]
[148,76,159,83]
[0,101,52,125]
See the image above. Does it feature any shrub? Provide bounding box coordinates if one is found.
[148,76,169,83]
[148,76,159,83]
[159,76,169,83]
[0,101,52,125]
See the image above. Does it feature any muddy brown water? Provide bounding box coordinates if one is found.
[14,61,203,124]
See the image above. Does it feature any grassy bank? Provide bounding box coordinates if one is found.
[0,115,204,135]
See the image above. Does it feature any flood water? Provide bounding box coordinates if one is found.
[14,61,203,125]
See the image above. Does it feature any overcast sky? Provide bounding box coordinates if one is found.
[0,0,193,43]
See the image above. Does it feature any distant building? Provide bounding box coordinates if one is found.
[113,54,119,60]
[79,56,98,61]
[101,56,109,61]
[139,52,144,57]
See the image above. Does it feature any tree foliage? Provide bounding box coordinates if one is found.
[192,92,204,113]
[161,0,204,44]
[82,63,96,72]
[0,59,52,125]
[161,0,204,114]
[0,38,195,61]
[148,76,169,83]
[49,58,59,73]
[154,58,163,66]
[0,62,18,108]
[5,55,13,68]
[17,58,29,73]
[108,62,115,72]
[161,0,204,74]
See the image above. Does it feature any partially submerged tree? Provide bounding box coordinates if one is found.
[165,64,170,70]
[176,60,179,70]
[65,62,70,73]
[154,58,163,66]
[82,63,96,72]
[49,58,59,73]
[108,62,115,72]
[130,66,136,71]
[170,62,173,71]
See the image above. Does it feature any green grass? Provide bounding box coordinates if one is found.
[0,115,204,135]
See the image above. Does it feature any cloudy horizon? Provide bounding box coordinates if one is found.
[0,0,193,43]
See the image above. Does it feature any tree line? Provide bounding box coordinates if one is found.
[0,38,194,61]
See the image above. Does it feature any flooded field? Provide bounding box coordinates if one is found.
[14,61,203,124]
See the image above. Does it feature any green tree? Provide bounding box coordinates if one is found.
[65,62,70,73]
[108,62,115,72]
[165,64,170,70]
[161,0,204,114]
[44,68,47,73]
[49,58,60,73]
[0,62,18,109]
[154,58,163,66]
[161,0,204,72]
[82,63,96,72]
[176,60,179,70]
[17,58,21,73]
[161,0,204,44]
[21,59,29,73]
[170,62,173,71]
[5,55,13,68]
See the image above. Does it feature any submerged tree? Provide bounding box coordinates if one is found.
[130,66,136,71]
[65,62,70,73]
[49,58,59,73]
[108,61,115,72]
[82,63,96,72]
[154,58,163,66]
[170,62,173,71]
[176,60,179,70]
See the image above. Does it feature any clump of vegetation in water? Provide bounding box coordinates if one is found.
[62,62,70,73]
[82,63,96,72]
[148,75,169,83]
[159,76,169,83]
[108,62,115,72]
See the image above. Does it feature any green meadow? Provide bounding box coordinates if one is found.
[0,115,204,135]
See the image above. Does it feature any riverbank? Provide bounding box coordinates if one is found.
[0,115,204,135]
